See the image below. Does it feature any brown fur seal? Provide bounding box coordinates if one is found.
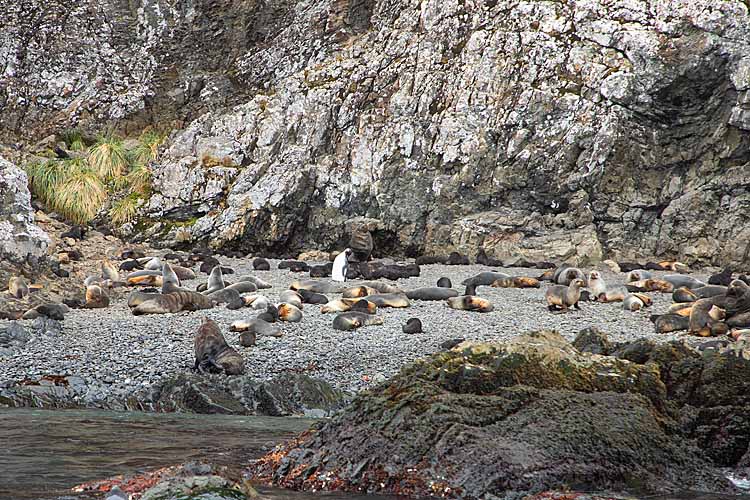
[238,276,272,289]
[625,279,673,293]
[278,303,303,322]
[279,290,303,309]
[132,291,213,315]
[658,261,689,273]
[206,288,243,310]
[623,293,652,311]
[490,277,540,289]
[405,287,459,301]
[321,298,377,314]
[446,295,494,313]
[627,270,653,282]
[361,293,410,308]
[224,281,258,294]
[553,267,586,286]
[290,280,345,294]
[84,285,109,309]
[672,287,698,303]
[8,277,29,299]
[332,312,384,331]
[545,279,584,312]
[127,291,161,308]
[126,270,163,287]
[689,298,726,337]
[668,302,694,317]
[22,303,68,321]
[194,318,244,375]
[342,285,381,298]
[101,260,120,282]
[652,313,690,333]
[598,287,628,303]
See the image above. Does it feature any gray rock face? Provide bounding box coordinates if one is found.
[3,1,750,266]
[0,157,49,266]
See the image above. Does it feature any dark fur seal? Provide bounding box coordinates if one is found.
[298,289,328,304]
[119,260,142,272]
[447,252,470,265]
[361,263,420,280]
[709,268,733,286]
[362,293,410,308]
[437,277,452,288]
[402,318,423,334]
[22,303,67,321]
[278,260,310,272]
[207,288,244,310]
[332,312,384,331]
[405,287,459,301]
[194,318,244,375]
[230,318,282,337]
[475,248,503,267]
[446,295,494,313]
[415,255,448,265]
[653,314,690,333]
[461,272,510,287]
[132,291,213,315]
[663,274,705,290]
[199,257,221,274]
[309,263,333,278]
[253,258,271,271]
[349,225,373,262]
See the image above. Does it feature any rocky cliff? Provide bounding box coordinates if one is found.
[3,0,750,266]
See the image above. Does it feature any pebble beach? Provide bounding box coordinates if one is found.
[0,257,717,401]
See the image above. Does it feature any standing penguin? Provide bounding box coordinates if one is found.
[332,248,353,282]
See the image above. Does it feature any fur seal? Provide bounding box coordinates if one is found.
[332,312,384,331]
[8,277,29,299]
[194,318,244,375]
[22,303,67,321]
[446,252,470,265]
[290,280,345,294]
[132,291,213,315]
[728,312,750,328]
[436,277,452,288]
[553,267,586,286]
[170,265,196,281]
[362,293,410,308]
[101,260,120,282]
[663,274,705,290]
[405,287,459,301]
[239,331,257,347]
[658,261,689,273]
[545,279,584,312]
[598,287,628,303]
[689,298,726,337]
[415,255,448,265]
[446,295,494,313]
[356,281,403,294]
[586,271,607,300]
[332,249,352,282]
[206,288,243,310]
[126,270,163,287]
[461,272,510,287]
[709,268,733,286]
[321,298,377,314]
[297,289,328,304]
[490,277,540,289]
[623,293,652,311]
[242,294,270,310]
[625,279,674,293]
[127,291,161,308]
[161,263,181,292]
[279,290,303,309]
[119,260,142,272]
[144,257,162,271]
[653,313,690,333]
[197,256,220,274]
[402,318,423,334]
[278,260,310,272]
[672,287,698,303]
[257,304,280,323]
[360,263,420,281]
[475,248,503,267]
[238,276,272,289]
[278,303,303,322]
[238,318,282,337]
[309,263,333,278]
[121,249,146,260]
[204,266,226,294]
[224,281,258,294]
[84,285,109,309]
[253,258,271,271]
[668,302,694,316]
[349,225,374,262]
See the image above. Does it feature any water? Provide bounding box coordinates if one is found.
[0,408,331,500]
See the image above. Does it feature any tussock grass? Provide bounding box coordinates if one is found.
[25,128,166,225]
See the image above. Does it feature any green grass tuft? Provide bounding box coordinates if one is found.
[109,194,141,226]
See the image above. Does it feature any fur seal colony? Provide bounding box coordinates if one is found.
[5,237,749,400]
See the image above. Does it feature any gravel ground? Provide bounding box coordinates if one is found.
[0,258,718,396]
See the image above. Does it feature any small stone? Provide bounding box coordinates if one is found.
[402,318,423,334]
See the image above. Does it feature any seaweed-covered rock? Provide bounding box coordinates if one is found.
[249,331,734,498]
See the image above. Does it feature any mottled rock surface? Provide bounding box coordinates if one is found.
[3,1,750,266]
[249,331,750,498]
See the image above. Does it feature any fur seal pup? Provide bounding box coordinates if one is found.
[278,303,303,322]
[653,313,690,333]
[490,277,541,289]
[553,267,586,286]
[289,280,345,294]
[415,255,448,265]
[625,279,674,293]
[298,289,328,304]
[238,276,272,289]
[309,263,333,278]
[623,293,652,311]
[437,277,452,288]
[461,272,510,287]
[206,288,243,310]
[403,318,423,334]
[101,260,120,282]
[126,270,163,287]
[321,298,377,314]
[253,258,271,271]
[8,277,29,299]
[84,285,109,309]
[199,257,221,274]
[242,294,270,310]
[239,331,257,347]
[279,290,303,309]
[332,311,384,331]
[405,287,459,301]
[446,295,494,313]
[663,274,705,290]
[545,279,584,312]
[194,318,245,375]
[132,291,214,315]
[586,271,606,299]
[278,260,310,272]
[119,260,142,272]
[475,248,503,267]
[709,268,733,286]
[356,281,403,294]
[689,298,726,337]
[362,293,410,308]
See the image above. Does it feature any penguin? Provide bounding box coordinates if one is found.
[332,248,353,283]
